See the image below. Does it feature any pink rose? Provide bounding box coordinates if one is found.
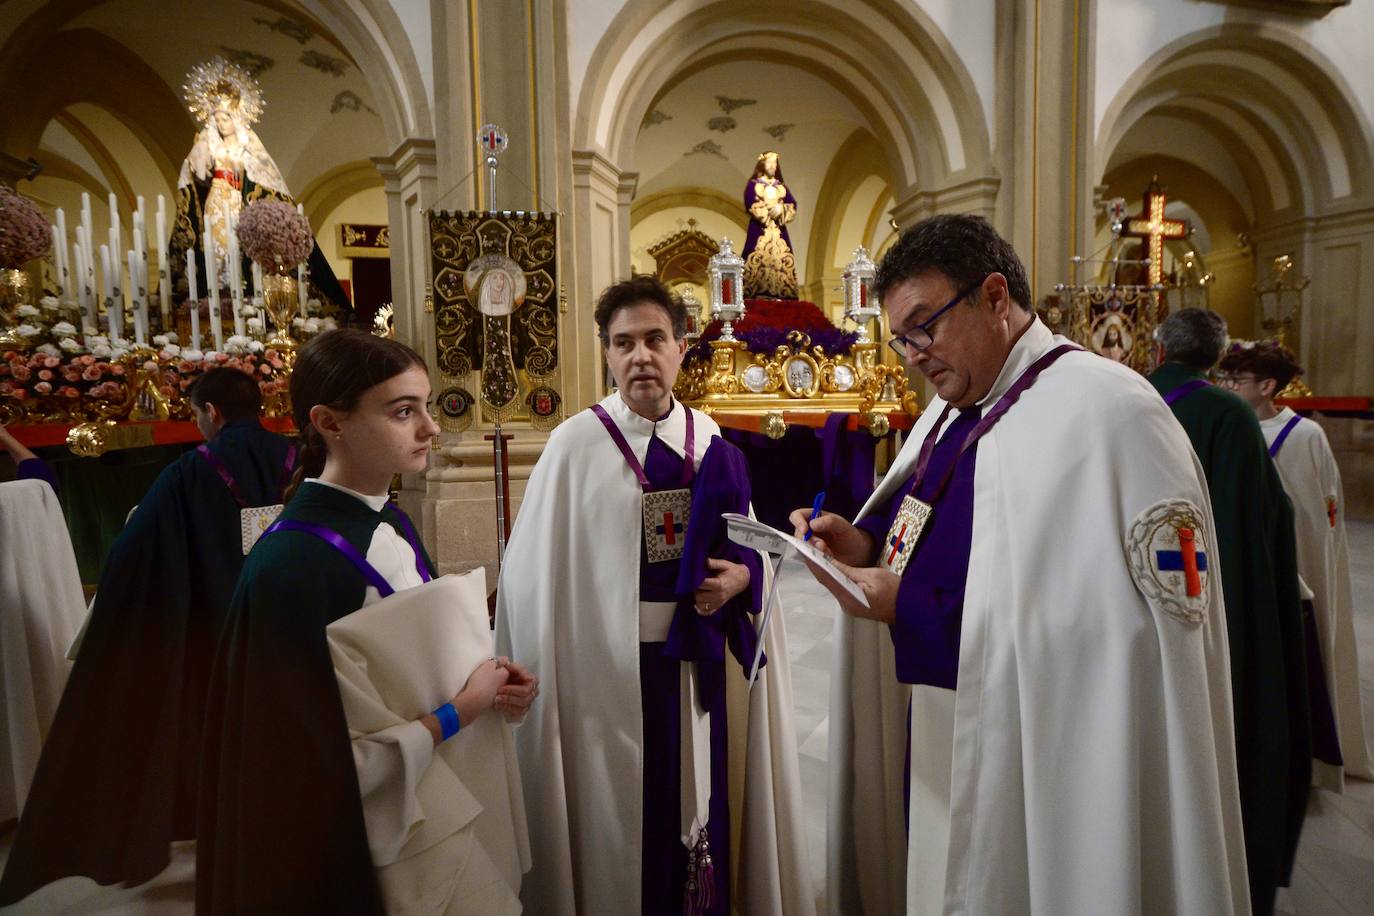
[58,385,80,398]
[78,354,96,366]
[159,384,175,398]
[83,365,102,381]
[33,381,52,395]
[214,353,229,363]
[37,368,53,381]
[143,360,158,372]
[110,364,125,376]
[177,359,195,373]
[43,356,60,369]
[61,366,82,382]
[11,364,31,381]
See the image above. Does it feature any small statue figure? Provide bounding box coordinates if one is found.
[741,151,799,299]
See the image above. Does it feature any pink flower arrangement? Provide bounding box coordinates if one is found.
[236,199,313,272]
[0,186,51,269]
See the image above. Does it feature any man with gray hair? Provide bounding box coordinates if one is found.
[796,215,1249,915]
[1148,308,1310,916]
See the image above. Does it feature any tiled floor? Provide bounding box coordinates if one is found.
[4,524,1373,914]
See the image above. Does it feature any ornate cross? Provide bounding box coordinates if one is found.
[656,511,684,546]
[886,523,909,566]
[1121,177,1189,287]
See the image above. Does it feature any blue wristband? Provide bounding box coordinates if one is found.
[434,702,460,741]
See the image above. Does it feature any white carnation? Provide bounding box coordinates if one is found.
[180,348,204,361]
[16,304,40,318]
[35,343,61,357]
[17,324,42,337]
[51,321,77,336]
[58,337,82,352]
[40,296,61,311]
[91,344,113,358]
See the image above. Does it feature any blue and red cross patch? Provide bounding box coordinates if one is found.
[1127,499,1212,625]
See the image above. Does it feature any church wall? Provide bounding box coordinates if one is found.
[1093,0,1374,142]
[314,185,390,293]
[904,0,997,144]
[629,207,748,278]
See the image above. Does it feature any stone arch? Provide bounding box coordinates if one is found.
[297,159,386,227]
[1096,25,1374,217]
[575,0,992,193]
[805,128,893,293]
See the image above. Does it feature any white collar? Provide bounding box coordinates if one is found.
[974,317,1057,409]
[1258,406,1296,429]
[307,477,391,512]
[600,392,690,460]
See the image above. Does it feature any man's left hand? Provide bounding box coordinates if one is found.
[694,558,751,616]
[806,556,900,624]
[493,657,540,724]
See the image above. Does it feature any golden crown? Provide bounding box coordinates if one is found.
[183,57,265,126]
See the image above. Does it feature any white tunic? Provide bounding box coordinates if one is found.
[1259,408,1374,786]
[829,320,1250,915]
[495,394,815,916]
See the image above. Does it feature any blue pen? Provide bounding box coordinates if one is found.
[804,490,826,541]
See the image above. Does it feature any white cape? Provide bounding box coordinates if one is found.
[496,394,814,916]
[0,479,85,823]
[829,321,1250,915]
[1261,407,1373,785]
[327,570,530,915]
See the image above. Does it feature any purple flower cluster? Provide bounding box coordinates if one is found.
[236,200,313,272]
[0,186,52,270]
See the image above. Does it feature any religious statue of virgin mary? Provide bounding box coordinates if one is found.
[170,57,348,309]
[741,151,800,299]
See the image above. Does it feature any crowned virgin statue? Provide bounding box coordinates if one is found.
[171,57,348,309]
[741,151,799,299]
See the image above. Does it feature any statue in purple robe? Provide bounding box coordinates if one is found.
[741,151,799,299]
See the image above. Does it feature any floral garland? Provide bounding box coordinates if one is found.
[686,297,860,363]
[236,199,313,272]
[0,185,51,270]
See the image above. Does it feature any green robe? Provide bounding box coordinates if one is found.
[195,481,435,915]
[1148,362,1310,916]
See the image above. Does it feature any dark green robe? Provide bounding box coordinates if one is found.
[195,481,435,915]
[0,420,294,906]
[1148,362,1310,916]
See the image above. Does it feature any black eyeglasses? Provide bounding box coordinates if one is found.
[1215,373,1261,387]
[886,280,984,357]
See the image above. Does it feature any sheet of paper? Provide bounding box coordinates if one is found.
[723,513,870,609]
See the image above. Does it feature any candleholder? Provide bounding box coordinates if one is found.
[842,246,879,343]
[708,237,745,342]
[262,273,299,349]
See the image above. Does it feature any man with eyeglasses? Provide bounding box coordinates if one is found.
[1147,309,1310,916]
[793,215,1248,915]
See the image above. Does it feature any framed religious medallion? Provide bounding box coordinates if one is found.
[781,352,819,398]
[436,384,475,432]
[831,363,856,392]
[526,383,563,431]
[464,253,526,317]
[742,363,770,393]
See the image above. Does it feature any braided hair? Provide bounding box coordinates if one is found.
[283,328,427,502]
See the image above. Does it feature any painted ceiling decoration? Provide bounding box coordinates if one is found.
[707,116,736,133]
[763,123,795,142]
[642,109,673,129]
[685,140,726,159]
[252,15,313,45]
[331,90,375,115]
[301,50,348,77]
[715,96,756,114]
[218,46,274,78]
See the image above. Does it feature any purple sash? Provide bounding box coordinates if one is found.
[1163,378,1210,406]
[1268,414,1303,458]
[263,510,432,599]
[197,443,297,509]
[900,343,1080,507]
[590,402,695,491]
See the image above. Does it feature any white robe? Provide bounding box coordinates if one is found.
[1260,407,1373,786]
[829,320,1250,915]
[0,479,85,823]
[496,393,814,916]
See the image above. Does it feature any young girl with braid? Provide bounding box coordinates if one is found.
[197,329,536,915]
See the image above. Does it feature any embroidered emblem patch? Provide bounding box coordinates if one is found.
[1126,499,1210,625]
[879,495,933,577]
[644,488,692,563]
[241,504,285,555]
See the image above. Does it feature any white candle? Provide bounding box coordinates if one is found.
[155,202,169,325]
[227,233,245,336]
[108,193,120,258]
[100,244,121,340]
[55,208,69,302]
[73,240,92,330]
[186,252,201,351]
[204,226,223,351]
[81,193,92,246]
[251,261,263,300]
[297,261,308,317]
[127,250,146,346]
